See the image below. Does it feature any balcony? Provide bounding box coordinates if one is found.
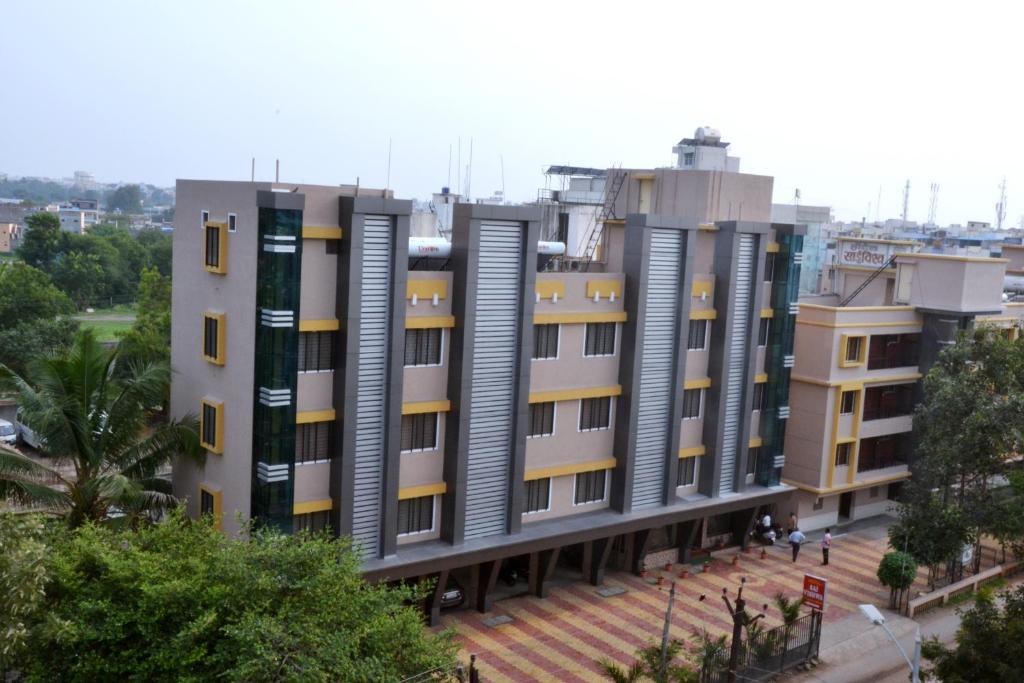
[866,334,920,370]
[857,433,911,473]
[862,384,915,421]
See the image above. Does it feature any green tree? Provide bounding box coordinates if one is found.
[0,514,48,671]
[0,262,78,375]
[922,584,1024,682]
[105,184,143,213]
[3,511,457,682]
[18,212,62,269]
[136,227,172,275]
[50,250,105,308]
[877,551,918,609]
[599,638,701,683]
[0,330,201,527]
[117,267,171,369]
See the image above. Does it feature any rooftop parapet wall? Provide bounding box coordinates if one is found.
[894,253,1007,314]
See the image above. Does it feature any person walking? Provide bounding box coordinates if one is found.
[788,528,806,562]
[822,528,832,566]
[787,512,798,537]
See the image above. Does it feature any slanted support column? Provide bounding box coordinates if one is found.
[529,547,561,598]
[589,537,614,586]
[424,569,449,627]
[630,528,653,575]
[676,519,701,563]
[475,559,501,613]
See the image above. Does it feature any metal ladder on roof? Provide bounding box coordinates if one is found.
[839,255,896,306]
[579,168,627,272]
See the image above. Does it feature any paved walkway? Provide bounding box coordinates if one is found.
[437,520,931,682]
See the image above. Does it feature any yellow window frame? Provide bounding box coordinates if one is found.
[839,334,867,368]
[200,398,224,454]
[198,483,223,530]
[202,311,226,365]
[203,220,228,274]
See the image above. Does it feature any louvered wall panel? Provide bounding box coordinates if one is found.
[719,235,755,496]
[351,215,393,557]
[464,222,522,539]
[631,229,683,508]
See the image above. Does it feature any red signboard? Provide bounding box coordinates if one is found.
[802,574,828,612]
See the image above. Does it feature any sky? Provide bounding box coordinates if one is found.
[2,0,1022,226]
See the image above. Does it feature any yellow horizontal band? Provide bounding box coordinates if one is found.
[836,436,858,445]
[293,498,333,515]
[692,279,713,297]
[524,457,617,481]
[299,319,340,332]
[399,482,447,500]
[406,315,455,329]
[689,309,718,320]
[683,378,711,390]
[586,280,622,299]
[748,437,763,448]
[698,223,718,232]
[407,279,448,300]
[296,409,336,424]
[529,385,621,404]
[536,280,566,300]
[754,373,768,384]
[632,173,656,180]
[796,319,921,330]
[782,470,911,495]
[402,399,451,415]
[679,445,706,458]
[766,242,780,253]
[534,311,627,324]
[760,308,774,319]
[302,226,343,239]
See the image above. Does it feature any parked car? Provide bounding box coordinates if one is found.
[15,409,45,450]
[0,418,16,446]
[440,575,465,609]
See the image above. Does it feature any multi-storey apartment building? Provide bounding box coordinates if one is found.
[170,165,804,622]
[785,236,1024,529]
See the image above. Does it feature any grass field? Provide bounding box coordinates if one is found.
[72,305,137,343]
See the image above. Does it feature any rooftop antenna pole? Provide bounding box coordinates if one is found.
[901,179,910,227]
[275,159,280,183]
[251,158,255,182]
[457,138,461,196]
[996,176,1008,230]
[928,183,939,228]
[447,144,452,189]
[385,138,392,192]
[466,138,473,202]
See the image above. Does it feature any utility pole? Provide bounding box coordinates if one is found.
[996,177,1008,230]
[721,577,767,683]
[659,581,676,679]
[901,179,910,228]
[928,183,939,228]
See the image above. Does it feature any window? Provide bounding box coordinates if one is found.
[840,390,857,414]
[398,495,434,535]
[200,489,215,515]
[867,333,921,370]
[758,318,770,347]
[584,322,616,357]
[752,383,766,411]
[574,469,607,505]
[201,209,209,228]
[203,312,225,365]
[812,498,824,511]
[199,485,221,530]
[404,328,442,367]
[200,399,223,454]
[556,213,569,243]
[533,324,559,360]
[764,252,776,282]
[325,240,339,255]
[298,331,336,372]
[683,152,695,166]
[579,396,612,431]
[204,221,227,274]
[835,442,851,467]
[677,456,698,487]
[295,510,331,533]
[682,389,703,420]
[524,478,551,513]
[296,421,335,464]
[528,402,555,438]
[869,486,880,498]
[747,447,760,475]
[401,412,438,452]
[228,212,237,233]
[687,319,708,350]
[841,335,866,366]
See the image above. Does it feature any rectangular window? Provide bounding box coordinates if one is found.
[682,389,703,420]
[579,396,612,431]
[295,510,331,533]
[812,497,824,511]
[295,421,335,464]
[200,489,215,515]
[199,485,221,530]
[687,319,708,350]
[325,240,338,255]
[867,333,921,370]
[758,318,770,347]
[524,478,551,513]
[835,442,851,467]
[397,495,434,535]
[200,399,223,454]
[533,324,560,360]
[840,390,857,414]
[404,328,442,367]
[203,221,227,274]
[202,312,225,365]
[764,252,776,282]
[584,322,616,357]
[677,456,698,487]
[574,469,607,505]
[683,152,695,166]
[298,331,337,372]
[842,335,866,366]
[528,402,555,438]
[747,447,760,475]
[401,412,438,452]
[228,212,237,233]
[752,383,766,411]
[201,209,209,229]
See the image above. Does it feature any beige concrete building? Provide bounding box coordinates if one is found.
[785,239,1024,529]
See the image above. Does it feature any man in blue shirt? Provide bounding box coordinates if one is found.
[788,528,806,562]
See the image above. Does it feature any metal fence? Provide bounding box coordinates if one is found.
[702,610,822,683]
[400,654,480,683]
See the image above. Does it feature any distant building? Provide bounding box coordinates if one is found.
[72,171,97,191]
[58,198,100,233]
[672,127,741,172]
[0,222,21,253]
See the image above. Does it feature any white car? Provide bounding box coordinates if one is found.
[0,419,16,446]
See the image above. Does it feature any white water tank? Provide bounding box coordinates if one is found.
[694,126,721,143]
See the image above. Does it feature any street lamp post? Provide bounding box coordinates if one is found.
[858,604,921,683]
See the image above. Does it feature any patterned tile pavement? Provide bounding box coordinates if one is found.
[437,526,930,682]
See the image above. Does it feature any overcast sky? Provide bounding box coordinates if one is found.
[3,1,1021,226]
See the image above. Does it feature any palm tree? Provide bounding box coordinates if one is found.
[0,330,201,527]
